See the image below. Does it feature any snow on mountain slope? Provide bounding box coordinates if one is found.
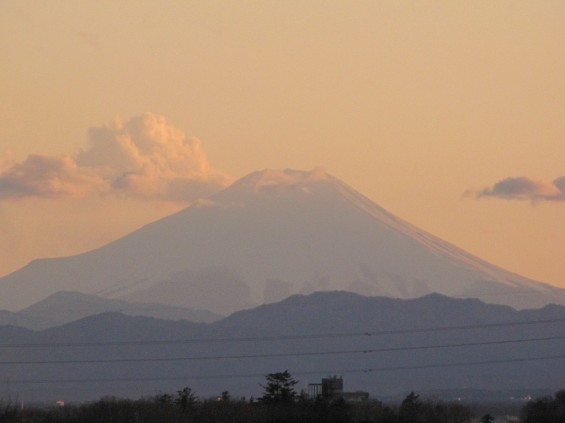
[0,169,563,312]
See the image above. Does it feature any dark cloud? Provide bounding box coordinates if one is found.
[472,176,565,202]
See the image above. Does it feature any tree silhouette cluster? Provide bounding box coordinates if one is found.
[1,372,560,423]
[520,390,565,423]
[0,393,475,423]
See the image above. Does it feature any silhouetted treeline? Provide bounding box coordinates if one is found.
[0,389,474,423]
[4,388,564,423]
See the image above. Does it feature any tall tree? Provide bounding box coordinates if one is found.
[175,387,198,411]
[398,392,424,423]
[480,413,494,423]
[259,370,299,404]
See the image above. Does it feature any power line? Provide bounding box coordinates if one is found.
[4,354,565,385]
[1,317,564,349]
[0,335,563,366]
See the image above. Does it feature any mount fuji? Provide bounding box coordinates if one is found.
[1,168,563,313]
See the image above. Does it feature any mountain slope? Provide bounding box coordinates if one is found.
[0,291,222,330]
[1,292,564,402]
[0,169,563,312]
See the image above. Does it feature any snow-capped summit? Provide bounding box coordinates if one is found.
[0,169,563,313]
[210,168,340,205]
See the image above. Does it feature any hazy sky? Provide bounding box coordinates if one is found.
[1,1,564,288]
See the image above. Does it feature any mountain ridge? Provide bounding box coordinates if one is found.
[1,291,563,402]
[0,291,222,330]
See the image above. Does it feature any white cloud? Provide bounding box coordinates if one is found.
[0,113,232,202]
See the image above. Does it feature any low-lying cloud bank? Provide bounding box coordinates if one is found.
[0,113,232,202]
[469,176,565,202]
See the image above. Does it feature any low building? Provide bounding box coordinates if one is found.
[307,376,369,402]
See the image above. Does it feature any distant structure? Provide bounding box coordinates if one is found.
[307,376,369,402]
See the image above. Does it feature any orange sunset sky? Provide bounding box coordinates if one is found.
[1,1,564,290]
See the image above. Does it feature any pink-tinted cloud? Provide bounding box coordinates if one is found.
[0,154,105,200]
[471,176,565,202]
[0,113,232,202]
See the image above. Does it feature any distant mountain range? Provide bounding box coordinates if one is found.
[0,291,222,330]
[1,292,563,403]
[0,168,563,312]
